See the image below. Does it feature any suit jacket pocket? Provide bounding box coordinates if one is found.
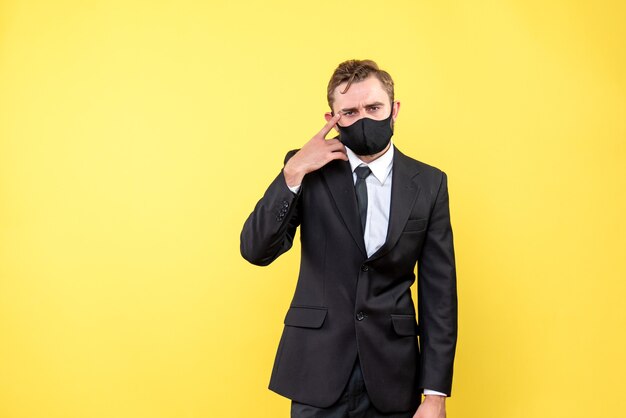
[284,306,328,328]
[403,218,427,233]
[391,314,419,336]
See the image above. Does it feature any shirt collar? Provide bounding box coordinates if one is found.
[345,140,395,185]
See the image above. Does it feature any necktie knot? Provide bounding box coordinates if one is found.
[355,165,372,180]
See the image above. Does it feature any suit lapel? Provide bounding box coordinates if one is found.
[321,145,421,261]
[321,158,368,258]
[367,146,421,261]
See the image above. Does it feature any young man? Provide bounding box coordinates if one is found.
[240,59,458,418]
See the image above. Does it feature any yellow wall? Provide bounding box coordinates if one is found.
[1,1,624,417]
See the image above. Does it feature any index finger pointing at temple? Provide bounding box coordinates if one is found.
[316,113,342,139]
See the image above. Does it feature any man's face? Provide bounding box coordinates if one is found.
[326,75,399,129]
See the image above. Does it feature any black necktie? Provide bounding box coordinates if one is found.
[354,165,372,234]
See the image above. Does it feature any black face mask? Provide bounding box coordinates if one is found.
[335,104,394,156]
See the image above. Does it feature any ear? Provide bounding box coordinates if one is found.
[392,100,401,121]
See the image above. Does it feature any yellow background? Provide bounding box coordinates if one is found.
[1,1,625,417]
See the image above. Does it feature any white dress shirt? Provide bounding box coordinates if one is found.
[287,140,447,397]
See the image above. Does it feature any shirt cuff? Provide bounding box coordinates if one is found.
[288,184,301,194]
[423,389,447,396]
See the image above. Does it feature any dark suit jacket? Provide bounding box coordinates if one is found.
[240,145,458,413]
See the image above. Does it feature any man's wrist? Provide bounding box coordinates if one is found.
[283,163,305,188]
[423,394,446,403]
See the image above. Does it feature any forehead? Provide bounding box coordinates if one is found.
[332,75,389,110]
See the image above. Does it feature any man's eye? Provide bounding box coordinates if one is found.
[368,106,380,111]
[343,111,354,116]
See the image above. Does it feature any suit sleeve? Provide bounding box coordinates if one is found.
[240,149,302,266]
[417,170,458,396]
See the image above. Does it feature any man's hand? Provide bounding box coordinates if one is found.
[413,395,446,418]
[283,113,348,187]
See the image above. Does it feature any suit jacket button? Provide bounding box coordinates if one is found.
[361,264,369,272]
[356,312,366,321]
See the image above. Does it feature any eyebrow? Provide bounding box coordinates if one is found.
[340,101,386,113]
